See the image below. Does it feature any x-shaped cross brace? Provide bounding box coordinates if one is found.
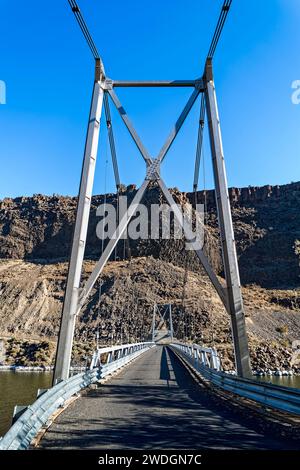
[55,0,251,384]
[76,79,227,315]
[152,304,174,341]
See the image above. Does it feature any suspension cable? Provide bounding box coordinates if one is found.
[194,1,232,194]
[68,0,99,58]
[104,93,121,190]
[193,93,206,193]
[101,157,109,255]
[202,137,207,226]
[97,132,109,308]
[67,0,105,78]
[181,255,189,340]
[103,91,123,260]
[207,0,232,60]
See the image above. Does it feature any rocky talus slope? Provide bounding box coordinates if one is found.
[0,182,300,371]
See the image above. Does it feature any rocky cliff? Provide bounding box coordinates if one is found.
[0,182,300,371]
[188,182,300,288]
[1,181,300,287]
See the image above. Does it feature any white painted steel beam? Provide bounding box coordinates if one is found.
[204,59,251,378]
[53,63,104,384]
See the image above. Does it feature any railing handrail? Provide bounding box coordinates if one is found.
[174,341,220,355]
[0,341,155,450]
[93,341,154,355]
[172,341,222,371]
[170,342,300,416]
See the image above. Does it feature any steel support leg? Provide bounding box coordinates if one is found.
[204,59,251,378]
[53,64,104,384]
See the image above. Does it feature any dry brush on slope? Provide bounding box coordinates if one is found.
[0,257,300,371]
[1,182,300,370]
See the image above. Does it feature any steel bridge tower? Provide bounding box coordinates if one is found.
[53,0,251,384]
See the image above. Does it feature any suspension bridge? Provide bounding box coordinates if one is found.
[1,0,300,451]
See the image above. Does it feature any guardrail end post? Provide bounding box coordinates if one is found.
[12,405,28,424]
[36,388,48,398]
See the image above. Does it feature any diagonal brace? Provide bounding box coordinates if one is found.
[107,86,200,169]
[77,178,150,313]
[157,87,201,163]
[157,178,228,308]
[107,88,152,164]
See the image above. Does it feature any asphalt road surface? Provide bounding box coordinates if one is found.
[40,345,297,449]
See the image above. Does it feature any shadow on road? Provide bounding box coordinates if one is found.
[40,346,298,450]
[159,347,171,382]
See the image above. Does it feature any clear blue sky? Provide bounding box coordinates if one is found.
[0,0,299,199]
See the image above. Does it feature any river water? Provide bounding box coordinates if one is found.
[256,375,300,388]
[0,371,52,437]
[0,371,299,437]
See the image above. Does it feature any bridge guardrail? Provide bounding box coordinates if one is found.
[170,342,300,416]
[170,342,222,371]
[0,341,154,450]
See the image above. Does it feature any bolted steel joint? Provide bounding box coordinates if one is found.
[102,78,113,90]
[195,78,205,91]
[146,159,161,180]
[95,58,106,83]
[204,58,214,83]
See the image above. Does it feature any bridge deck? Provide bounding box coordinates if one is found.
[40,346,295,449]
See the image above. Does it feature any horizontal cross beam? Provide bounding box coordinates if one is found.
[112,79,204,89]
